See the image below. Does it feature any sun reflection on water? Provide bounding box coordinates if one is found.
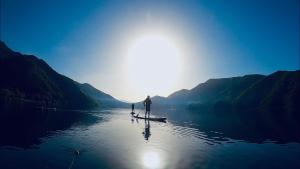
[142,151,162,169]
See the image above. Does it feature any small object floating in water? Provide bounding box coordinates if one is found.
[133,115,167,122]
[74,150,80,156]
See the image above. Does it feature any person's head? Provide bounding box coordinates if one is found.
[147,95,150,99]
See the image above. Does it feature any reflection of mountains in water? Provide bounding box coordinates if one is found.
[1,106,299,150]
[162,108,300,144]
[130,109,299,145]
[0,105,101,149]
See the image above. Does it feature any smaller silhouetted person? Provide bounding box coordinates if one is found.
[143,95,152,118]
[131,103,135,113]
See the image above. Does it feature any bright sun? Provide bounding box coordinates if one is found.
[126,33,182,99]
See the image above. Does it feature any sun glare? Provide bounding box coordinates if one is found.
[126,33,182,99]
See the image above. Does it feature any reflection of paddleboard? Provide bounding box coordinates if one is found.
[133,115,167,122]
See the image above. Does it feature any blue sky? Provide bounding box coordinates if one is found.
[1,0,299,101]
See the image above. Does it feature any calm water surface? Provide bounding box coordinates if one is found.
[0,108,299,169]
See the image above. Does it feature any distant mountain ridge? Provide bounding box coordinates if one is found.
[0,41,126,109]
[183,74,266,106]
[77,83,128,108]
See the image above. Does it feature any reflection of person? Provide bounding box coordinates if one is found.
[143,96,152,118]
[131,118,134,124]
[142,119,151,140]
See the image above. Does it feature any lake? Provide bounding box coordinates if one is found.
[0,108,299,169]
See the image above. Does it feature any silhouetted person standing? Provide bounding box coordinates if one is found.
[143,95,152,118]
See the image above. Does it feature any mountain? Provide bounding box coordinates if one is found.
[165,74,265,106]
[0,41,120,109]
[77,83,129,108]
[134,95,173,109]
[234,70,300,113]
[150,70,299,115]
[187,74,265,104]
[145,74,265,109]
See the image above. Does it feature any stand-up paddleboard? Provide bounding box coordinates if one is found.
[133,115,167,122]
